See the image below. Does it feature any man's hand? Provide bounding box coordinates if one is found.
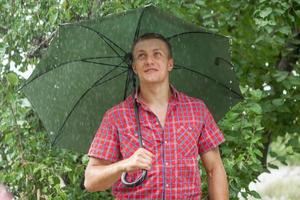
[84,148,154,192]
[122,148,154,172]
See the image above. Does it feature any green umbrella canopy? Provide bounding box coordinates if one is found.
[21,5,242,153]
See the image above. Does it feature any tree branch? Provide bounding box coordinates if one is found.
[262,131,272,169]
[27,30,57,59]
[277,28,300,72]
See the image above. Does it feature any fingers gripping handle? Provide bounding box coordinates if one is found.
[121,170,147,187]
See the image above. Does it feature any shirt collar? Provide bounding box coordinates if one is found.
[133,84,180,104]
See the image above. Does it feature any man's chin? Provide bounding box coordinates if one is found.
[140,79,162,85]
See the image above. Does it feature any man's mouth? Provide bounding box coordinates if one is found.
[144,68,158,73]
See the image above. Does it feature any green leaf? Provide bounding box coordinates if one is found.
[5,72,19,86]
[272,98,284,106]
[260,8,272,18]
[248,103,262,114]
[273,71,289,82]
[288,76,300,86]
[268,163,279,169]
[250,89,263,100]
[195,0,205,6]
[278,26,291,35]
[239,85,248,94]
[249,190,261,199]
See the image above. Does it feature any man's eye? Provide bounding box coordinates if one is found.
[154,52,162,57]
[138,54,145,59]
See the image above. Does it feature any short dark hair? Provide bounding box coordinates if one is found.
[131,33,173,58]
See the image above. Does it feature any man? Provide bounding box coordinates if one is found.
[84,33,229,199]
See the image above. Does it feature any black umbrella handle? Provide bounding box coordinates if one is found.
[121,170,147,187]
[121,96,147,187]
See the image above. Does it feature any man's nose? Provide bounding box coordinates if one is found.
[145,55,154,65]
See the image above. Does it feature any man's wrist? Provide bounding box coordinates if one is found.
[117,159,127,173]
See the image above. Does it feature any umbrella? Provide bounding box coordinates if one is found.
[21,5,242,186]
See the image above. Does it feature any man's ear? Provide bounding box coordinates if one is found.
[132,63,137,74]
[167,58,174,72]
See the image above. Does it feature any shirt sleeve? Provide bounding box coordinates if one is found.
[198,103,225,155]
[88,111,120,162]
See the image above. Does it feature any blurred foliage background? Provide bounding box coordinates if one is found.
[0,0,299,199]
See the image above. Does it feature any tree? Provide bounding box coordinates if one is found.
[0,0,299,199]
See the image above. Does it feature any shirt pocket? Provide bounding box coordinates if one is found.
[119,126,155,159]
[176,125,199,158]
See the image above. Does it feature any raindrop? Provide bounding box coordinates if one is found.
[283,90,287,95]
[25,15,32,21]
[229,80,232,84]
[242,111,247,115]
[293,117,298,124]
[10,61,16,68]
[292,70,299,77]
[293,86,297,90]
[231,67,234,70]
[263,85,271,91]
[265,62,269,67]
[231,126,234,131]
[2,58,9,65]
[54,84,59,89]
[251,45,255,49]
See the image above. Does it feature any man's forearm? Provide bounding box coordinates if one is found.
[207,165,229,200]
[84,159,126,192]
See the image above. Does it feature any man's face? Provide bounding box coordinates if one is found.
[132,38,173,85]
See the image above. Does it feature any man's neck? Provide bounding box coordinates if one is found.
[138,82,171,107]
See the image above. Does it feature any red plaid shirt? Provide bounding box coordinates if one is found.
[88,87,225,199]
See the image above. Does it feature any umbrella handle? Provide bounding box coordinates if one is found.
[121,170,147,187]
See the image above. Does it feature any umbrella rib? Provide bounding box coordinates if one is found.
[94,69,128,87]
[133,6,148,41]
[123,69,131,100]
[52,66,128,146]
[174,64,243,98]
[82,60,127,68]
[77,24,127,56]
[167,31,227,40]
[19,58,126,90]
